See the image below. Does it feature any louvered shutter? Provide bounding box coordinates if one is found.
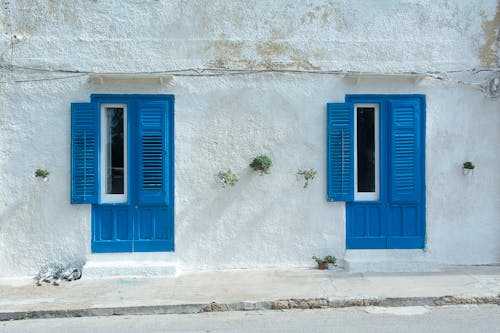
[137,101,169,205]
[71,103,99,204]
[389,99,421,203]
[327,102,354,201]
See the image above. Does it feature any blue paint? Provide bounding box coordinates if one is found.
[137,100,169,205]
[329,95,426,249]
[72,95,174,253]
[71,102,99,204]
[326,102,354,201]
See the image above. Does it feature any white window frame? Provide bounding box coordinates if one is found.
[354,103,380,201]
[100,103,128,204]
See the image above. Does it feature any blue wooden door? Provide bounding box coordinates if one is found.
[91,95,174,253]
[345,95,425,249]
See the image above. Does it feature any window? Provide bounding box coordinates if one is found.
[354,104,379,201]
[327,95,425,204]
[71,95,175,253]
[71,95,172,206]
[100,104,128,203]
[329,95,426,249]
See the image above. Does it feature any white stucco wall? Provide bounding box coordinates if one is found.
[0,0,499,277]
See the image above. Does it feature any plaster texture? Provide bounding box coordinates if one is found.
[0,0,499,277]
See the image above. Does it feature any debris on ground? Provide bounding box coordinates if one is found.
[35,262,83,286]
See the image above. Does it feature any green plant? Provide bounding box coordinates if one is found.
[217,170,238,187]
[312,255,336,270]
[324,255,337,266]
[312,255,336,265]
[463,161,475,170]
[297,168,317,188]
[312,256,337,269]
[250,155,272,175]
[35,168,50,178]
[312,256,327,264]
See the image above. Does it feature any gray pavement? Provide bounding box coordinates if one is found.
[0,265,499,321]
[1,305,499,333]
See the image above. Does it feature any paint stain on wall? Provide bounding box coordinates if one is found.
[208,34,245,68]
[300,1,346,30]
[207,37,321,71]
[255,40,320,71]
[479,3,500,68]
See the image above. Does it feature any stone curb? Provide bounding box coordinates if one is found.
[0,295,498,321]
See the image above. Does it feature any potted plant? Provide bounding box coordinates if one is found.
[250,155,272,175]
[297,168,317,188]
[324,255,337,270]
[217,169,238,187]
[463,161,475,175]
[35,168,50,182]
[312,255,336,270]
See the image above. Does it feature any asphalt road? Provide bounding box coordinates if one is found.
[1,305,499,333]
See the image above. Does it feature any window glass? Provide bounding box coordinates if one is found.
[357,107,375,192]
[105,107,124,194]
[354,104,379,201]
[100,104,127,203]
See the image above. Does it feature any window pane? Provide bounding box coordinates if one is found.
[357,107,375,192]
[106,107,124,194]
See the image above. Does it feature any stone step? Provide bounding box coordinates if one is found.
[83,253,177,278]
[343,250,442,273]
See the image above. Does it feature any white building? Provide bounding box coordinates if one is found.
[0,0,499,278]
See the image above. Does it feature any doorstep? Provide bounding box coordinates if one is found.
[83,252,177,278]
[344,249,441,273]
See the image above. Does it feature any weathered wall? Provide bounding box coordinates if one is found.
[0,0,499,277]
[2,0,499,72]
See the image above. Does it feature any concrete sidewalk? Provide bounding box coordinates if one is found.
[0,265,499,321]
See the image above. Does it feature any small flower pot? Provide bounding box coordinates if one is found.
[317,262,328,270]
[463,168,474,175]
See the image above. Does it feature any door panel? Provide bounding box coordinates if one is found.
[93,205,133,252]
[91,96,174,253]
[94,206,131,242]
[346,95,425,249]
[347,203,386,249]
[134,206,172,252]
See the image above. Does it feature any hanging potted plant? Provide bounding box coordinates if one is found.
[35,168,50,182]
[297,168,317,188]
[217,169,238,188]
[250,155,272,175]
[463,161,475,175]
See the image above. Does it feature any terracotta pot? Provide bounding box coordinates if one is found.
[318,262,328,270]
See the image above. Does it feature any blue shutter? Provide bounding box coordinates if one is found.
[137,100,168,205]
[71,102,99,204]
[327,102,354,201]
[389,99,421,203]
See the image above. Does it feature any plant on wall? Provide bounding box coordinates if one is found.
[35,168,50,180]
[463,161,475,175]
[217,170,238,188]
[463,161,475,170]
[250,155,272,175]
[297,168,317,188]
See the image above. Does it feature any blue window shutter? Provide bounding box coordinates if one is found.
[137,100,169,205]
[327,102,354,201]
[389,99,421,203]
[71,102,99,204]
